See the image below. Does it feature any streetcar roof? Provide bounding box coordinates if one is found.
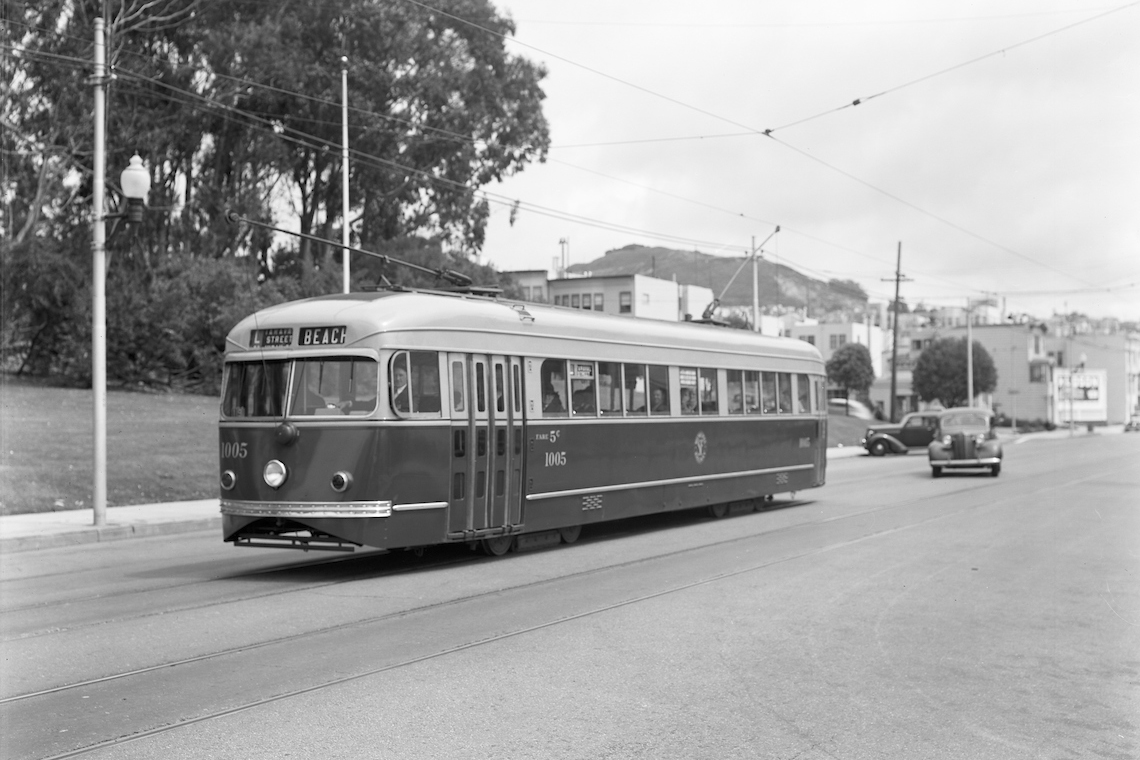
[225,289,824,368]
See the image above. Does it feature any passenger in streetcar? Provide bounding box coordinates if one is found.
[543,385,565,413]
[651,386,669,413]
[391,365,409,412]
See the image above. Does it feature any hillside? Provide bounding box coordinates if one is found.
[567,245,867,313]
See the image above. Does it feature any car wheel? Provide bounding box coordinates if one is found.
[931,466,942,478]
[870,440,888,457]
[991,464,1001,477]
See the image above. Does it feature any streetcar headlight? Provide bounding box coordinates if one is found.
[330,471,353,493]
[220,470,237,491]
[263,459,288,489]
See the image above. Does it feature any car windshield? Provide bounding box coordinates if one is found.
[940,412,988,431]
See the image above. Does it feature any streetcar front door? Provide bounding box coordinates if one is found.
[447,353,522,536]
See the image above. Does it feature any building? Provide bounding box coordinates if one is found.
[788,319,886,378]
[1045,332,1140,426]
[502,269,550,303]
[539,273,714,322]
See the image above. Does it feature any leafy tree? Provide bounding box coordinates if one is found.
[4,0,550,389]
[912,337,997,408]
[825,343,875,399]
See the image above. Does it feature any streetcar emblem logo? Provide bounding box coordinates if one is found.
[694,431,708,464]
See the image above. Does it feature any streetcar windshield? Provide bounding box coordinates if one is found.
[292,358,378,416]
[222,360,290,418]
[221,358,378,418]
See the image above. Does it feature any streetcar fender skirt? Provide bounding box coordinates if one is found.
[523,465,818,529]
[223,504,449,550]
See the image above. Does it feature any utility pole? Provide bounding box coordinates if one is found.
[751,236,760,332]
[882,242,911,422]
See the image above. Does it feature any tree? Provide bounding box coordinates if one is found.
[825,343,875,400]
[912,337,997,408]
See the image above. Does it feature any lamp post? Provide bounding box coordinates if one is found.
[92,17,149,526]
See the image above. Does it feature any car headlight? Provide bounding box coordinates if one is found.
[942,434,952,445]
[973,433,986,446]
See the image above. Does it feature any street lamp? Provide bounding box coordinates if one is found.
[91,17,149,527]
[120,154,151,223]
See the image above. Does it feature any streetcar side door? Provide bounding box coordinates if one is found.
[448,353,523,537]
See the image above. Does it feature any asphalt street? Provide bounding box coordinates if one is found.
[1,432,1137,760]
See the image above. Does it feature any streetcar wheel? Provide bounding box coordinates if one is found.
[559,525,582,544]
[931,466,943,478]
[708,502,729,519]
[869,440,888,457]
[991,464,1001,477]
[480,535,514,556]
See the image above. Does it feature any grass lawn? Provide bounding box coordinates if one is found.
[0,379,872,515]
[0,380,219,515]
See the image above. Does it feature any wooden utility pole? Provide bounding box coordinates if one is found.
[883,242,911,422]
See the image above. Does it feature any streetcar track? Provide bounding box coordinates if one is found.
[36,482,1049,760]
[3,468,1089,707]
[15,452,1136,759]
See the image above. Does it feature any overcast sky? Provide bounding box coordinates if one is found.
[476,0,1139,321]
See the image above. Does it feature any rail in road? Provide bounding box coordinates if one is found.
[2,434,1138,760]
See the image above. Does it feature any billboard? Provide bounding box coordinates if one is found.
[1054,369,1108,424]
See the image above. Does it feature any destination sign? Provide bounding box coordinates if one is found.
[299,325,348,346]
[249,328,293,348]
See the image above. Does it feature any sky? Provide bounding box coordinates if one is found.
[474,0,1140,321]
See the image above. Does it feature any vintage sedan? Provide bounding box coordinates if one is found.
[862,411,942,456]
[928,408,1003,477]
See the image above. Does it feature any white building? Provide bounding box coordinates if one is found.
[788,319,886,378]
[542,273,714,322]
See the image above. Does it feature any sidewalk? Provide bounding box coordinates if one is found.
[1,428,1126,554]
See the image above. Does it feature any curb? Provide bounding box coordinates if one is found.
[0,516,223,554]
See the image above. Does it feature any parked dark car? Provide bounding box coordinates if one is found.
[928,407,1003,477]
[861,411,942,456]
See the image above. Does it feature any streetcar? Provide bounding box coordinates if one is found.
[218,287,828,555]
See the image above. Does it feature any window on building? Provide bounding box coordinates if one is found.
[829,334,847,350]
[802,335,815,345]
[571,294,580,309]
[619,291,632,314]
[594,293,604,311]
[1029,363,1048,383]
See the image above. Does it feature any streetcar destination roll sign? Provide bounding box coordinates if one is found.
[299,325,347,346]
[248,327,293,347]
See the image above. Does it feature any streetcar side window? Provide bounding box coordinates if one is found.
[726,370,744,415]
[512,364,522,414]
[476,363,486,413]
[761,372,777,414]
[570,361,596,416]
[222,360,289,418]
[777,372,793,414]
[648,364,669,415]
[452,360,466,413]
[597,361,622,416]
[540,358,568,417]
[699,368,718,414]
[623,363,647,416]
[744,371,761,414]
[796,374,812,414]
[679,367,698,415]
[390,351,441,415]
[494,363,506,414]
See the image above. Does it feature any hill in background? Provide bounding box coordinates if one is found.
[567,244,868,316]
